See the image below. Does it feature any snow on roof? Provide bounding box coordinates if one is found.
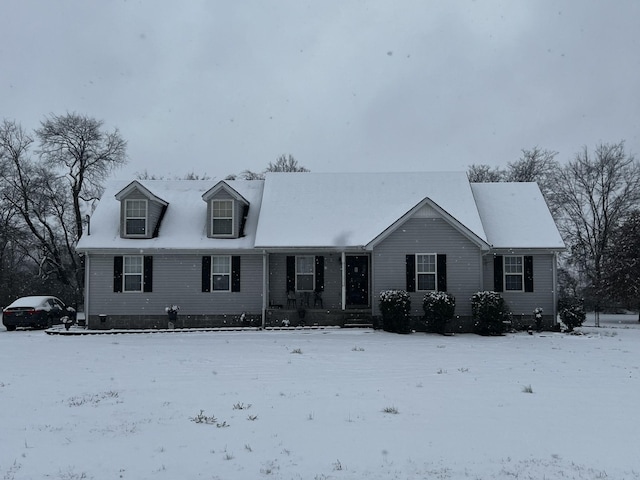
[254,172,488,248]
[78,174,564,253]
[76,179,264,252]
[470,182,565,250]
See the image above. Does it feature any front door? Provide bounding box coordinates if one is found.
[346,255,369,307]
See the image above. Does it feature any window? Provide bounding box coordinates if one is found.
[296,256,315,291]
[416,254,436,291]
[504,256,523,291]
[123,256,143,292]
[125,199,147,236]
[212,200,233,236]
[212,255,231,291]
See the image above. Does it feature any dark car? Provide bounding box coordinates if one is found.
[2,296,74,331]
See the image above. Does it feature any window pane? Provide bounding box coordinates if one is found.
[126,218,146,235]
[212,275,230,291]
[418,273,436,291]
[296,256,314,274]
[126,200,146,217]
[297,274,314,291]
[124,275,142,291]
[212,256,230,274]
[124,256,143,273]
[504,256,522,274]
[505,275,523,291]
[212,219,233,235]
[416,254,435,273]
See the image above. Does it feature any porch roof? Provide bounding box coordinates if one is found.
[254,171,488,248]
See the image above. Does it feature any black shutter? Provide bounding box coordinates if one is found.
[315,256,324,292]
[113,256,123,293]
[524,256,534,292]
[231,256,241,292]
[437,254,447,292]
[202,256,211,292]
[143,256,153,292]
[406,254,415,292]
[494,255,504,292]
[286,256,295,292]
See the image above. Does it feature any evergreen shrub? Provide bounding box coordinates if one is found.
[423,291,456,334]
[472,291,507,335]
[379,290,411,333]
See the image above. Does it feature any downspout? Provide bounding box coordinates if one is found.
[552,251,558,326]
[341,251,346,310]
[262,250,267,329]
[84,254,90,328]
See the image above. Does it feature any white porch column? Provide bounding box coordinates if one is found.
[341,251,346,310]
[262,250,268,329]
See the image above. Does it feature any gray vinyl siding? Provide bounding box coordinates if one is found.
[268,252,343,309]
[205,190,245,238]
[372,217,483,317]
[119,190,165,239]
[87,253,264,317]
[482,253,556,316]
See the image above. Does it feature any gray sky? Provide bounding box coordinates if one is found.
[2,1,639,180]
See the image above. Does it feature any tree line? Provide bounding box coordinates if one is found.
[468,143,640,321]
[2,112,638,319]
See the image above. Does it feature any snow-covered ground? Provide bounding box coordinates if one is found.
[1,315,638,480]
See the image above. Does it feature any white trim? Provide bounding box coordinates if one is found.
[123,255,144,292]
[503,255,525,292]
[124,199,148,237]
[295,255,315,292]
[341,252,346,310]
[210,255,232,292]
[211,199,235,237]
[415,253,437,292]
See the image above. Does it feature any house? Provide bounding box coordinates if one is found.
[76,172,565,331]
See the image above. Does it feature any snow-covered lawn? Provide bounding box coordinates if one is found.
[1,315,638,480]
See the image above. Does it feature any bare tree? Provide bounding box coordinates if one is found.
[266,154,309,173]
[554,141,640,324]
[504,147,561,217]
[466,164,504,182]
[37,112,127,242]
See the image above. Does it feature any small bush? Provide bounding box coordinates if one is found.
[423,291,456,334]
[522,384,534,393]
[558,297,586,332]
[382,406,399,414]
[379,290,411,333]
[472,291,507,335]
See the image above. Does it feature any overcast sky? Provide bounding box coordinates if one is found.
[2,1,639,180]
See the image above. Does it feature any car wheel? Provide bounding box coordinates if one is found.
[5,325,16,331]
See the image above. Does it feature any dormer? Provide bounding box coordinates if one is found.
[115,181,169,239]
[202,181,250,239]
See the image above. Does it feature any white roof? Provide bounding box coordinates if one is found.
[471,182,565,250]
[77,179,264,252]
[78,174,564,253]
[254,172,488,248]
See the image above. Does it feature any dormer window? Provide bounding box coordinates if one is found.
[212,199,233,236]
[125,199,147,236]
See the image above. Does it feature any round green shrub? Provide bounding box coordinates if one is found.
[379,290,411,333]
[423,291,456,334]
[472,291,507,335]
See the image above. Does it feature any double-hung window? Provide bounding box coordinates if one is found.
[212,200,233,236]
[296,256,315,291]
[504,256,524,291]
[212,255,231,291]
[125,199,147,236]
[416,254,436,291]
[123,256,143,292]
